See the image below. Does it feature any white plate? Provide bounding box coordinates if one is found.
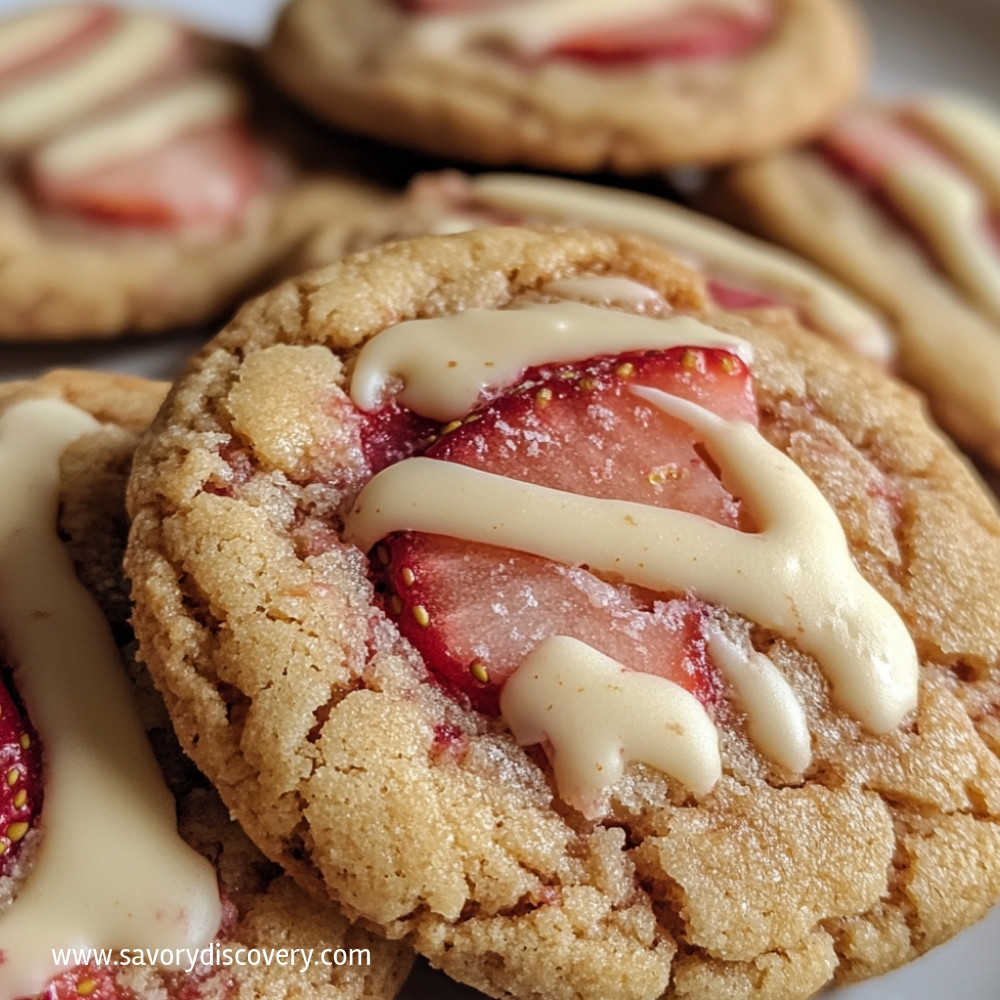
[1,2,999,999]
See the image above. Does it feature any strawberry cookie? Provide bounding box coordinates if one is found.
[126,227,1000,1000]
[261,0,867,173]
[701,93,1000,468]
[0,3,388,342]
[0,371,412,1000]
[300,170,894,365]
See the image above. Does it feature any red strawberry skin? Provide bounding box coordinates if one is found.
[374,347,757,714]
[0,669,42,880]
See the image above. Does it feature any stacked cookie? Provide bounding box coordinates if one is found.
[4,4,1000,1000]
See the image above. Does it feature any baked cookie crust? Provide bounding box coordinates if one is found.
[262,0,867,173]
[126,228,1000,1000]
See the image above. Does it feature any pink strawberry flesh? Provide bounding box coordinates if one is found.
[546,5,774,64]
[29,125,265,230]
[0,667,42,880]
[707,279,781,311]
[373,347,758,714]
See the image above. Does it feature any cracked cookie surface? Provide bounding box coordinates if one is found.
[125,228,1000,1000]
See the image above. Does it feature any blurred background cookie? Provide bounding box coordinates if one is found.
[262,0,868,174]
[700,92,1000,468]
[0,3,392,341]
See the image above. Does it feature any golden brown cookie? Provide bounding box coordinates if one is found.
[0,4,389,342]
[262,0,867,174]
[700,93,1000,468]
[0,369,413,1000]
[126,228,1000,1000]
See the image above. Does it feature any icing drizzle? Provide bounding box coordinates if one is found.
[0,398,221,1000]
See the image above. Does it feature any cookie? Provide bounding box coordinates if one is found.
[262,0,867,174]
[125,227,1000,1000]
[0,370,413,1000]
[0,3,389,342]
[700,93,1000,468]
[299,170,893,365]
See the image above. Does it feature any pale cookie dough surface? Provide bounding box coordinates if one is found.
[262,0,867,173]
[0,370,413,1000]
[125,228,1000,1000]
[700,151,1000,469]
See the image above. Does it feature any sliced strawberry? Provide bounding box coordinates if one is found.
[40,963,128,1000]
[0,669,42,880]
[374,347,757,714]
[547,4,774,64]
[359,400,438,476]
[706,278,780,311]
[29,125,265,230]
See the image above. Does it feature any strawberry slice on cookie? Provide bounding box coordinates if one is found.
[0,672,41,881]
[31,124,266,230]
[548,3,775,64]
[374,346,757,713]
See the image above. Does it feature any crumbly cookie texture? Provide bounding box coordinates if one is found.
[125,228,1000,1000]
[262,0,867,173]
[700,149,1000,469]
[0,370,413,1000]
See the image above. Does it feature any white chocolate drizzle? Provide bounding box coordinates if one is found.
[0,11,183,150]
[0,399,222,1000]
[885,159,1000,326]
[703,623,810,773]
[469,173,893,363]
[410,0,765,56]
[0,6,97,78]
[347,396,917,735]
[881,101,1000,326]
[542,275,664,308]
[34,73,243,180]
[499,636,721,818]
[349,301,750,421]
[345,303,918,806]
[906,95,1000,202]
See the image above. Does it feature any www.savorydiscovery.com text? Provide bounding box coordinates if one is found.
[51,944,371,975]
